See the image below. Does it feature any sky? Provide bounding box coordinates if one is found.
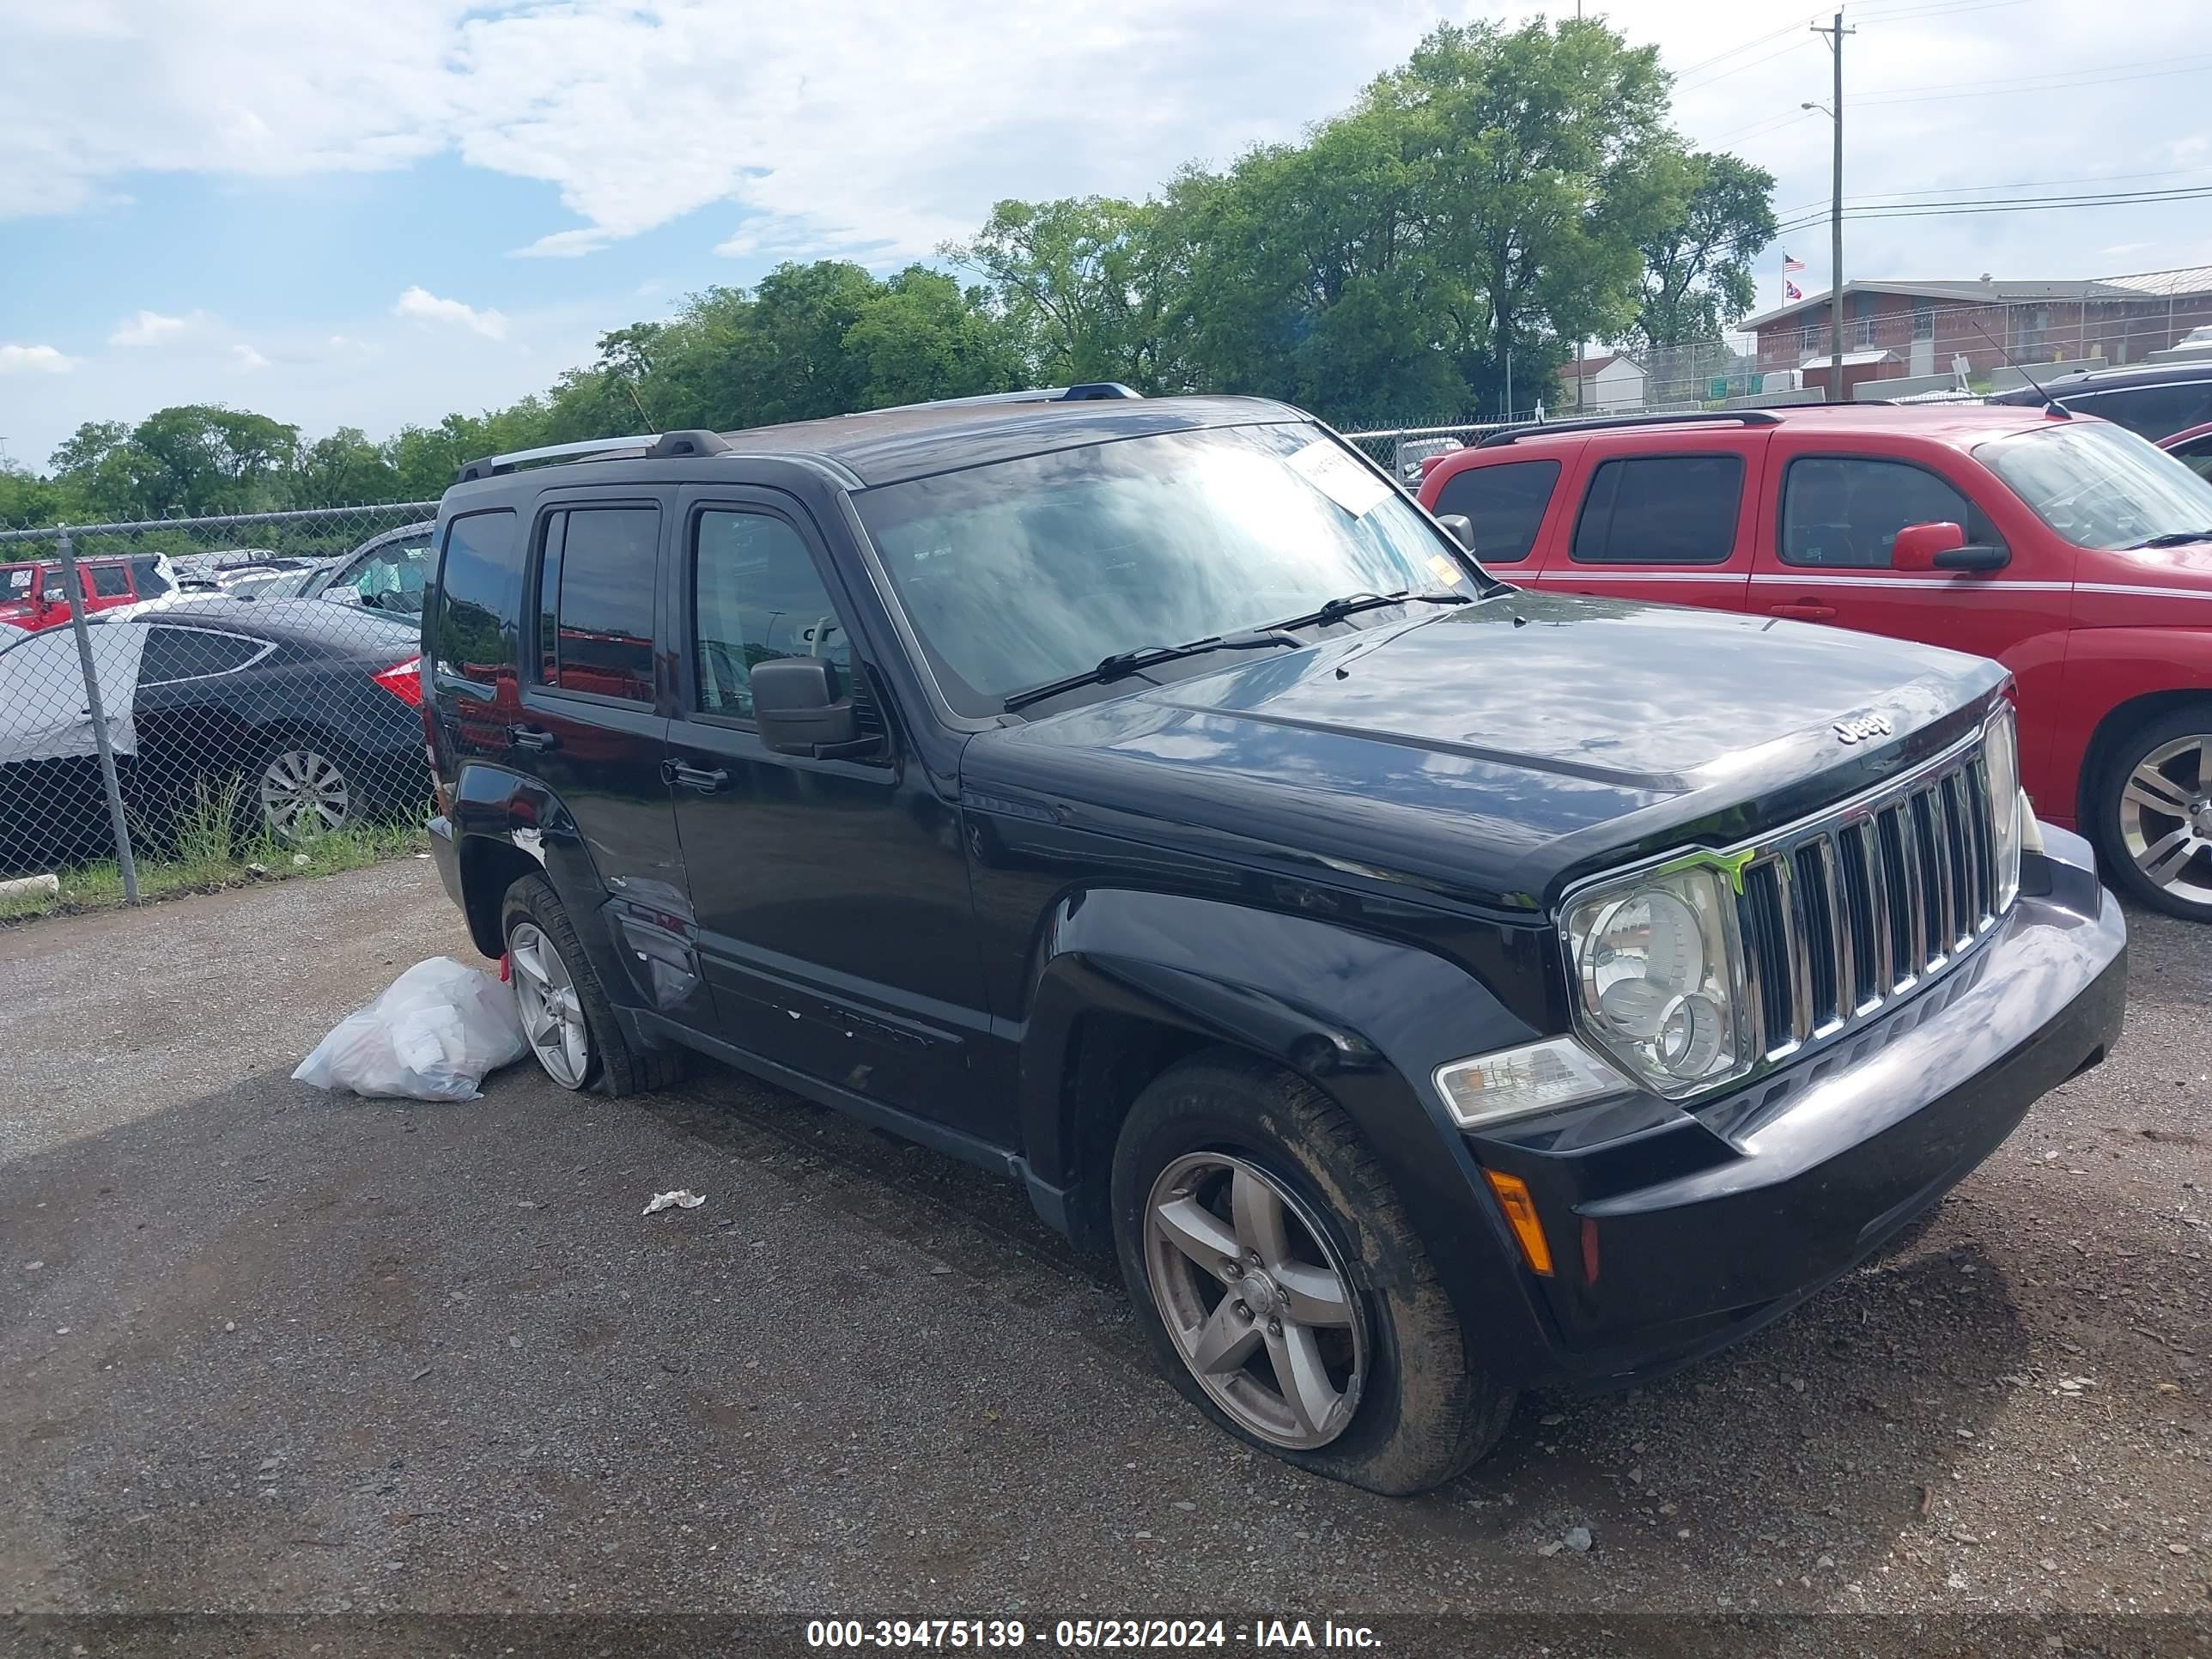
[2,0,2208,473]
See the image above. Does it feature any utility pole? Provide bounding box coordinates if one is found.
[1811,11,1855,402]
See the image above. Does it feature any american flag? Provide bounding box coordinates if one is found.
[1784,252,1806,272]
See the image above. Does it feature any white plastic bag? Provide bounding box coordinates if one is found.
[294,957,529,1102]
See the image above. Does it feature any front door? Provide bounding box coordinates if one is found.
[1529,439,1765,611]
[661,491,987,1129]
[1750,447,2075,795]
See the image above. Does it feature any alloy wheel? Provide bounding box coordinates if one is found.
[2118,734,2212,908]
[508,921,591,1089]
[1143,1151,1368,1450]
[259,748,351,839]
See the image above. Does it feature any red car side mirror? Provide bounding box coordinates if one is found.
[1892,521,1966,570]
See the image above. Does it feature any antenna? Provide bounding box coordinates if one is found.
[1968,319,2070,418]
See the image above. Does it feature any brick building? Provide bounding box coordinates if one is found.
[1741,270,2212,388]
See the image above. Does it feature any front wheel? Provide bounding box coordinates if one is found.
[2096,704,2212,920]
[1110,1052,1516,1495]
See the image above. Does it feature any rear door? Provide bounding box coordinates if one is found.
[511,495,684,906]
[1534,434,1765,611]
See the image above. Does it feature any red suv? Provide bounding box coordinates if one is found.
[0,555,171,631]
[1419,404,2212,919]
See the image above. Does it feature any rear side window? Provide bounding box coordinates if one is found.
[1431,459,1559,565]
[535,506,659,702]
[2070,381,2212,442]
[1780,457,1999,569]
[1571,454,1743,565]
[431,508,522,687]
[89,565,131,598]
[140,627,270,684]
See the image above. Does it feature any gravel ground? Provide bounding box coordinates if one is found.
[0,860,2205,1644]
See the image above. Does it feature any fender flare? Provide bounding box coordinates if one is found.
[447,760,654,1006]
[1014,887,1558,1366]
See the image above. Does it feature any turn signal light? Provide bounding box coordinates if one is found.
[1482,1170,1553,1278]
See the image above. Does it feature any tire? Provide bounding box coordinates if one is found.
[2093,702,2212,921]
[252,737,364,842]
[1109,1051,1516,1496]
[499,872,683,1097]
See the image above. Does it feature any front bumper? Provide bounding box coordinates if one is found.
[1475,827,2124,1387]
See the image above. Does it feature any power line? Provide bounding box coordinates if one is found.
[1852,52,2212,106]
[1775,163,2212,221]
[1770,183,2212,238]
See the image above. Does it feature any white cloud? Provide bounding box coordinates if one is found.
[231,343,270,370]
[0,343,76,374]
[0,0,1444,266]
[108,310,190,347]
[392,285,508,341]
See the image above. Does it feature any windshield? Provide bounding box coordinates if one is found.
[852,422,1482,714]
[1977,420,2212,550]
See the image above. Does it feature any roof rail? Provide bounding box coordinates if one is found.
[1475,410,1783,448]
[454,428,732,484]
[858,382,1142,416]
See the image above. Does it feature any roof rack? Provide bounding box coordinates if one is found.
[454,428,732,484]
[1476,410,1782,448]
[860,382,1142,415]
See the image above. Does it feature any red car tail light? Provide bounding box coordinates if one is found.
[373,656,423,707]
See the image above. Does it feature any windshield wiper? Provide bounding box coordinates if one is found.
[1268,588,1474,630]
[2126,530,2212,550]
[1001,629,1301,714]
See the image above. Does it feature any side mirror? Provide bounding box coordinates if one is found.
[751,657,866,758]
[1893,520,2009,573]
[1891,521,1964,569]
[1437,514,1477,553]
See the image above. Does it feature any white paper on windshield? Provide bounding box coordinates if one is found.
[1286,439,1395,520]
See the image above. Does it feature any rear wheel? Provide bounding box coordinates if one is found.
[1110,1052,1516,1495]
[256,742,358,839]
[498,873,680,1096]
[2096,703,2212,920]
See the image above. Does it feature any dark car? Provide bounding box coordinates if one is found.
[422,398,2124,1495]
[1988,357,2212,441]
[0,599,428,866]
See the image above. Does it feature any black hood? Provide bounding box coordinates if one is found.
[961,592,2008,912]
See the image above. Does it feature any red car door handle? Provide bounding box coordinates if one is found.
[1770,601,1836,621]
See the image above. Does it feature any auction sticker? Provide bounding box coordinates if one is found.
[1285,438,1395,520]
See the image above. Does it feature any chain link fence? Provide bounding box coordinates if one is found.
[0,503,439,896]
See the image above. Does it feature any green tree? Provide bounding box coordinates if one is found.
[946,197,1188,391]
[288,426,403,506]
[843,266,1018,407]
[1634,150,1778,347]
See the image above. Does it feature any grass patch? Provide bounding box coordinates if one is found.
[0,811,431,925]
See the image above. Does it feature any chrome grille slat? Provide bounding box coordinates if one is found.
[1816,837,1851,1029]
[1728,733,2012,1083]
[1895,796,1929,978]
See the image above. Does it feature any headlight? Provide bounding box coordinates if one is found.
[1565,863,1753,1098]
[1985,703,2023,909]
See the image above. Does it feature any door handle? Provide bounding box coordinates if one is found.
[1769,601,1837,621]
[507,725,558,750]
[663,761,728,793]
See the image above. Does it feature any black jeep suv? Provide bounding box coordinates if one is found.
[422,393,2125,1494]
